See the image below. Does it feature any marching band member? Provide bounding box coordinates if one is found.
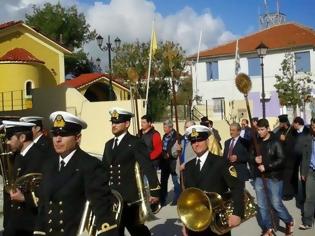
[19,116,54,155]
[2,120,45,236]
[33,111,118,236]
[182,125,244,236]
[102,107,160,236]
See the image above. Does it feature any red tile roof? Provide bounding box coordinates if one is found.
[192,23,315,59]
[0,21,23,30]
[0,48,45,64]
[62,73,129,91]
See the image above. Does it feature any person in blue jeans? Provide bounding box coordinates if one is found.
[160,119,181,206]
[252,118,294,236]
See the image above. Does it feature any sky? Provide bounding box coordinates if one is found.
[0,0,314,66]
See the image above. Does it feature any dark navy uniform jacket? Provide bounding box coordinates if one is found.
[184,152,245,218]
[34,148,118,236]
[5,144,45,233]
[102,132,160,203]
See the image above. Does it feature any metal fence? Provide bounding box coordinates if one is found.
[0,90,30,111]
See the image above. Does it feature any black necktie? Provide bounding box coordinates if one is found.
[59,160,65,172]
[196,159,201,172]
[113,138,118,150]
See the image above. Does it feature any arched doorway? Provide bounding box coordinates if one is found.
[84,82,117,101]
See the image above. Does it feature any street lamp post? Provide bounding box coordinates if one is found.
[96,35,121,101]
[256,42,269,119]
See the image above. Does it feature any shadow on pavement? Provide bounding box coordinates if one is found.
[150,218,182,236]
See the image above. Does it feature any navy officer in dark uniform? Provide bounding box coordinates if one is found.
[102,107,160,236]
[19,116,54,155]
[182,125,245,236]
[34,111,119,236]
[2,120,46,236]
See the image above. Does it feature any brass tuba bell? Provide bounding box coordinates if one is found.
[177,187,257,235]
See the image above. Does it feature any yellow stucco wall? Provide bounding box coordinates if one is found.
[0,29,65,86]
[0,24,68,111]
[31,87,143,157]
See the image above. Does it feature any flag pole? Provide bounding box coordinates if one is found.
[145,21,155,114]
[194,30,202,98]
[235,39,240,75]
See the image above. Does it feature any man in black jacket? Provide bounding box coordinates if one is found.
[273,114,296,200]
[253,119,294,236]
[182,125,244,236]
[102,107,160,236]
[299,118,315,230]
[34,111,118,236]
[2,120,46,236]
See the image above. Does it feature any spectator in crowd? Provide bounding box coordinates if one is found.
[252,118,294,236]
[273,114,296,200]
[299,118,315,230]
[160,120,181,206]
[292,116,310,208]
[223,122,250,185]
[240,118,251,141]
[139,115,163,169]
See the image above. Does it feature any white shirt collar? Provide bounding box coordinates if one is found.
[196,150,209,170]
[20,142,34,157]
[33,134,43,143]
[297,126,304,133]
[113,132,127,147]
[59,149,77,167]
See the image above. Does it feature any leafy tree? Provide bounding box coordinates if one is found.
[112,40,187,120]
[64,50,94,77]
[274,52,314,116]
[25,3,96,75]
[26,2,96,49]
[176,76,193,105]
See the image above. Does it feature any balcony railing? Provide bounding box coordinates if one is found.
[0,90,32,111]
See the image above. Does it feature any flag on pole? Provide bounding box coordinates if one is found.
[149,30,158,56]
[145,21,157,113]
[235,39,240,75]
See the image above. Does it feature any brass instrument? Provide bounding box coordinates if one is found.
[131,161,160,224]
[77,190,123,236]
[0,132,42,205]
[177,187,257,235]
[208,135,222,156]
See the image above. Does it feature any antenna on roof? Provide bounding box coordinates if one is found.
[259,0,286,29]
[264,0,269,13]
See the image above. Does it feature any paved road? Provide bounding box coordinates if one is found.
[0,182,314,235]
[142,182,314,236]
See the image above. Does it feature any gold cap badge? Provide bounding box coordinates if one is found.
[111,110,119,119]
[54,115,65,128]
[191,128,199,138]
